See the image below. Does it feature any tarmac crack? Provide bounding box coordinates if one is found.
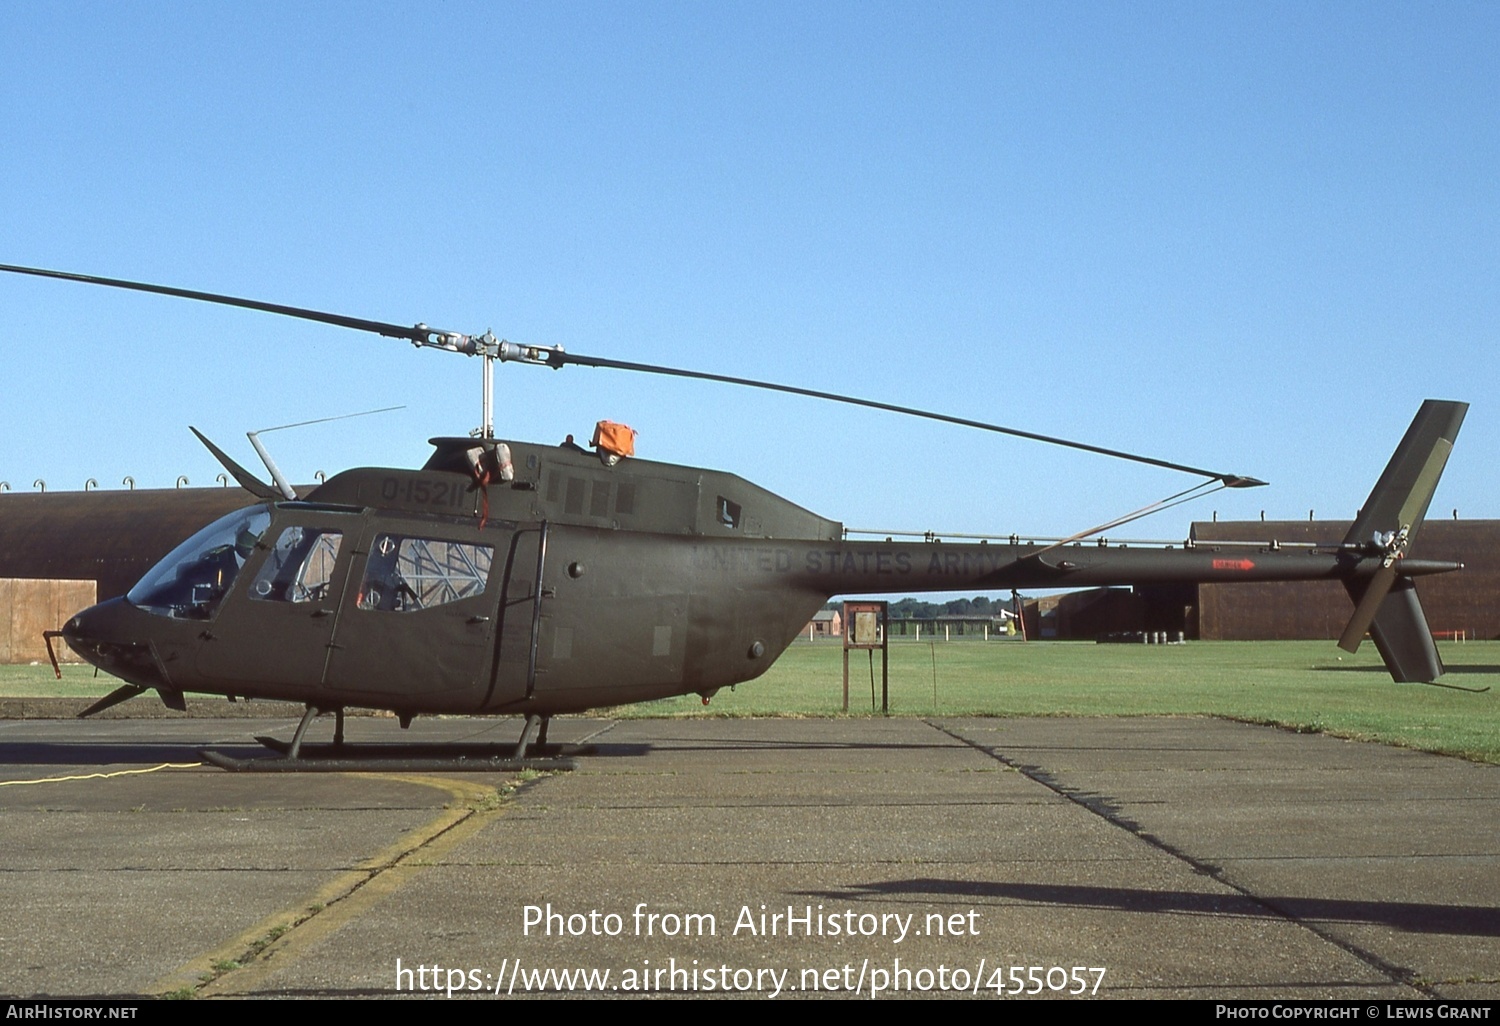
[926,719,1437,999]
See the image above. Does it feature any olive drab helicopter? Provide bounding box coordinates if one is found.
[0,264,1473,768]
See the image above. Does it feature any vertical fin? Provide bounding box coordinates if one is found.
[1336,400,1466,680]
[1342,401,1467,549]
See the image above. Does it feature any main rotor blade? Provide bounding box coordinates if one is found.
[2,262,1264,485]
[547,350,1265,486]
[0,263,429,343]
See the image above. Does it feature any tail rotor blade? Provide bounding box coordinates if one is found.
[1338,565,1396,653]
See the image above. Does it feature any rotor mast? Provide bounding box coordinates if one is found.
[482,351,494,439]
[409,329,562,440]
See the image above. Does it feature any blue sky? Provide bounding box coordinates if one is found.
[2,2,1495,554]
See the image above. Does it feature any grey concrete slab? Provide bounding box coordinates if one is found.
[0,717,525,997]
[1212,857,1500,992]
[548,770,1041,806]
[2,868,343,998]
[1,714,1494,999]
[5,808,436,871]
[939,717,1500,1000]
[206,718,1473,999]
[581,717,979,771]
[480,801,1144,865]
[243,860,1404,999]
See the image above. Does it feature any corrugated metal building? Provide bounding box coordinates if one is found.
[0,487,258,602]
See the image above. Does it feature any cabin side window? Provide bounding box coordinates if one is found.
[357,534,494,613]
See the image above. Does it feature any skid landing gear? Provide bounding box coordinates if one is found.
[285,704,319,760]
[512,714,553,758]
[198,708,581,772]
[258,704,341,760]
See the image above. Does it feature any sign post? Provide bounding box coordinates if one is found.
[841,600,889,714]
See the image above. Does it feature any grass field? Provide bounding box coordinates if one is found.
[612,639,1500,764]
[4,638,1498,763]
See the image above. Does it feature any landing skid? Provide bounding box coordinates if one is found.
[197,706,580,772]
[254,736,576,760]
[200,746,577,773]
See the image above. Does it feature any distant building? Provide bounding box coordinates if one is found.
[807,608,842,637]
[1043,587,1141,640]
[0,578,95,663]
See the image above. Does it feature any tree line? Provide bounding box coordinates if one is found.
[824,596,1008,619]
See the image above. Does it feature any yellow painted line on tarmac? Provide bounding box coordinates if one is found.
[148,773,518,998]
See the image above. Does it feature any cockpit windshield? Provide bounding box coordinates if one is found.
[126,505,273,619]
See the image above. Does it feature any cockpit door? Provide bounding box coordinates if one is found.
[195,513,354,690]
[321,518,503,705]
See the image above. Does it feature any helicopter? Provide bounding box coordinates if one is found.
[0,265,1470,765]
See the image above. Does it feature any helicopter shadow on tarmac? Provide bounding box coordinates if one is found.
[795,878,1500,939]
[197,727,968,771]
